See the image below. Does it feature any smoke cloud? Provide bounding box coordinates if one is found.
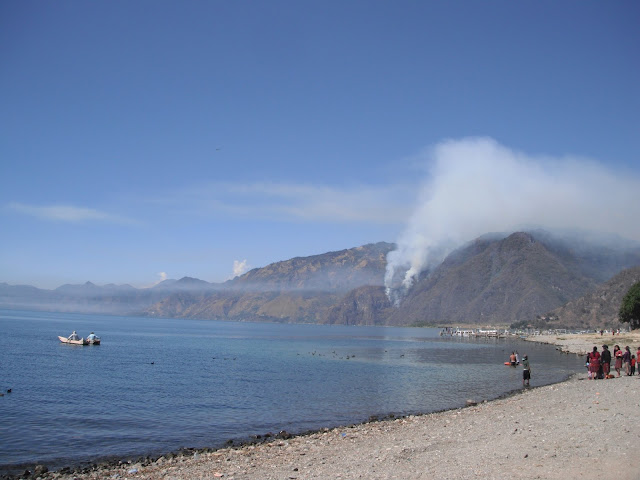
[384,137,640,304]
[232,259,250,278]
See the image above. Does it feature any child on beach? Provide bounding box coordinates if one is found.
[631,355,636,376]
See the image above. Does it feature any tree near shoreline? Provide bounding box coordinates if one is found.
[618,281,640,329]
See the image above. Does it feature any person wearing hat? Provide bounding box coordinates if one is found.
[601,345,611,378]
[521,355,531,387]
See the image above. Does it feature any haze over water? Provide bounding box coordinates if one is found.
[0,310,584,473]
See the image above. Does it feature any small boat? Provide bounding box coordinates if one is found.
[58,336,101,346]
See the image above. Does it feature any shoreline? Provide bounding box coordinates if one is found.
[0,378,549,479]
[13,372,639,480]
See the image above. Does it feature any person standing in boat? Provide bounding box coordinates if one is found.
[521,355,531,387]
[68,331,79,341]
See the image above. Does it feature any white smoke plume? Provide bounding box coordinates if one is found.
[232,259,250,278]
[384,137,640,305]
[157,272,168,282]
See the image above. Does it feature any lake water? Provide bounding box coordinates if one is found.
[0,309,584,473]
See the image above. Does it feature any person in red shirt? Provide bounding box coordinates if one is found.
[588,346,601,380]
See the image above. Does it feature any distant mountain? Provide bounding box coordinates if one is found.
[144,242,395,322]
[0,283,56,311]
[55,281,101,295]
[0,279,192,315]
[2,233,639,328]
[166,277,216,291]
[151,279,178,290]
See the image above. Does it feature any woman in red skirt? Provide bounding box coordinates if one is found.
[588,346,601,380]
[614,344,623,377]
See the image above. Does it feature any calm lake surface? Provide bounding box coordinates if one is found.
[0,309,584,472]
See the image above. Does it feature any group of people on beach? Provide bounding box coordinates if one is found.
[586,344,640,379]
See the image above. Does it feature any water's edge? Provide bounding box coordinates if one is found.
[1,370,579,478]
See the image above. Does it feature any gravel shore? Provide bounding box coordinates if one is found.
[28,375,638,480]
[16,333,640,480]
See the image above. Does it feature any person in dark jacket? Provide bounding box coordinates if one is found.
[601,344,611,378]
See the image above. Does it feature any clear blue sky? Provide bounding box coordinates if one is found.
[1,1,638,289]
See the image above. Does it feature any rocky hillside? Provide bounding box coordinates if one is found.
[322,286,394,326]
[385,232,602,326]
[531,266,640,330]
[145,242,395,322]
[317,232,640,328]
[226,242,394,291]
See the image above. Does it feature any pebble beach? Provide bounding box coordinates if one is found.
[17,333,640,480]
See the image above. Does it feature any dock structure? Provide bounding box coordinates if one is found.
[440,327,508,338]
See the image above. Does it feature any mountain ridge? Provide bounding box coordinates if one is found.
[2,234,639,328]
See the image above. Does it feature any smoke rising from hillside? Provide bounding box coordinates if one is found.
[384,137,640,305]
[232,259,250,278]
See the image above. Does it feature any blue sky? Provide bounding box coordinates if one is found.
[1,1,639,289]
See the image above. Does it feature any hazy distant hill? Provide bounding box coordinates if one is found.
[0,280,167,315]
